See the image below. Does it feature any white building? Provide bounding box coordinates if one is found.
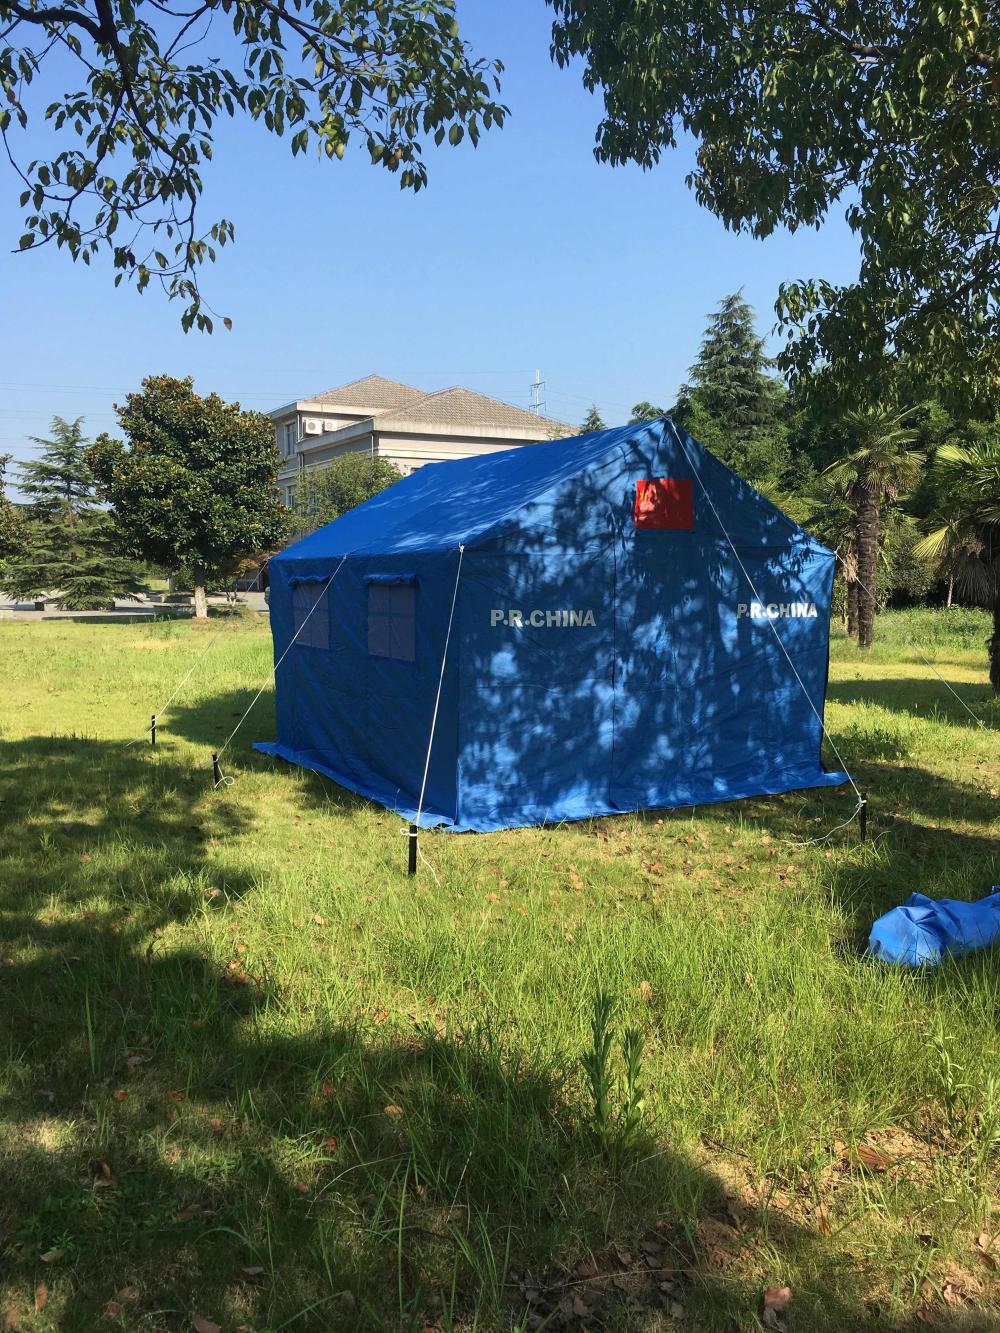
[269,374,569,506]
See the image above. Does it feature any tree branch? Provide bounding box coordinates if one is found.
[2,0,102,43]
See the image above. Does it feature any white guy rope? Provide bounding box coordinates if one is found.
[403,544,465,878]
[668,421,863,804]
[212,553,349,784]
[834,553,991,733]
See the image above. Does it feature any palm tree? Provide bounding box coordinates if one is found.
[915,436,1000,691]
[799,475,859,635]
[823,405,924,649]
[914,505,984,607]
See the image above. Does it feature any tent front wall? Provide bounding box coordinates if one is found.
[454,535,839,833]
[456,548,617,828]
[609,536,836,811]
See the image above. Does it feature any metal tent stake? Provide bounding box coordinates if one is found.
[408,824,418,877]
[212,753,222,789]
[859,792,868,843]
[150,714,157,747]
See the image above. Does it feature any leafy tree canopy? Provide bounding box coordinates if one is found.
[293,452,400,533]
[548,0,1000,409]
[1,0,504,329]
[89,375,289,614]
[628,401,666,425]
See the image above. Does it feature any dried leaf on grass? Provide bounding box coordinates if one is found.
[850,1144,892,1172]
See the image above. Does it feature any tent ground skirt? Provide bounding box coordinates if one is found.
[253,741,848,833]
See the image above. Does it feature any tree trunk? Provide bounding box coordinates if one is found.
[854,486,880,650]
[990,585,1000,695]
[167,572,176,594]
[193,566,208,620]
[846,580,859,640]
[946,573,954,608]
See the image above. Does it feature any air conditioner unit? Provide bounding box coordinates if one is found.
[303,418,321,435]
[322,419,337,433]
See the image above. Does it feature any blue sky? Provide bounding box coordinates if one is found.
[0,0,861,491]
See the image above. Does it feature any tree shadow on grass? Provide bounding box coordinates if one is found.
[3,975,990,1333]
[828,675,996,727]
[0,736,996,1329]
[0,736,258,1076]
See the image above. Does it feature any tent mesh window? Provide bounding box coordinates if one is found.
[368,582,416,662]
[292,582,330,649]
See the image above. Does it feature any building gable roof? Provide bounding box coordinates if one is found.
[296,374,568,434]
[302,374,426,413]
[379,386,564,434]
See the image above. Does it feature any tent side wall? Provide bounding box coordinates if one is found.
[256,549,461,825]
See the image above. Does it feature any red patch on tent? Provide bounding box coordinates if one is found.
[634,479,694,530]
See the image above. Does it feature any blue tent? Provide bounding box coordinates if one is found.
[255,417,848,830]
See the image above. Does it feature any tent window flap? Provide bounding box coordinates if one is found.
[292,581,330,649]
[368,582,416,661]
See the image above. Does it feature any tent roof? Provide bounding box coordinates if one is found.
[275,417,823,562]
[279,420,643,559]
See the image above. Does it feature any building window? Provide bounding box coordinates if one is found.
[284,421,298,455]
[367,582,416,662]
[292,582,329,649]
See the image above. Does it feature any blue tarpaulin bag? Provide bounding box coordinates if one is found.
[868,890,1000,967]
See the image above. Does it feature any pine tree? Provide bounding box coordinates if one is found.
[0,418,143,610]
[673,292,792,494]
[0,455,24,565]
[581,404,607,433]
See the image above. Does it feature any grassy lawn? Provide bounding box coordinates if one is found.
[0,609,997,1332]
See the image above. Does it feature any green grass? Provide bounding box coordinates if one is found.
[0,609,997,1332]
